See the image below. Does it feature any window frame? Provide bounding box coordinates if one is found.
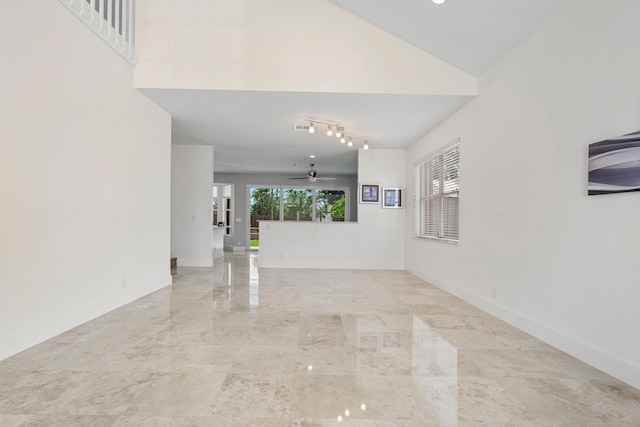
[414,139,460,243]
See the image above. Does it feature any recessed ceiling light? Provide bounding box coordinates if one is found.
[309,155,316,158]
[432,0,446,4]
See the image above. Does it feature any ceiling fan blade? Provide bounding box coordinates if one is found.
[287,164,336,182]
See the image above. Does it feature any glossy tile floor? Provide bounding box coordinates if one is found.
[1,252,639,426]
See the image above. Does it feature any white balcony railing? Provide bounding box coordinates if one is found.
[58,0,137,66]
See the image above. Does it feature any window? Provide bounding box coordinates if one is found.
[414,139,460,242]
[283,188,313,221]
[316,190,346,222]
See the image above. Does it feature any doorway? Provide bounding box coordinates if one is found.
[248,186,280,249]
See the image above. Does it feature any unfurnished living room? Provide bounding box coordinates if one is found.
[1,0,640,425]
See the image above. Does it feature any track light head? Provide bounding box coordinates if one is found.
[296,120,370,150]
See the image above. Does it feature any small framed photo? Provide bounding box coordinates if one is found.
[359,183,380,203]
[382,187,403,208]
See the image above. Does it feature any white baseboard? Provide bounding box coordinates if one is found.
[0,275,172,362]
[177,258,213,267]
[405,265,640,391]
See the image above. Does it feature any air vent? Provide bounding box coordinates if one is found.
[293,124,310,132]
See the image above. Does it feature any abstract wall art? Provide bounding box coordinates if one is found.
[588,130,640,195]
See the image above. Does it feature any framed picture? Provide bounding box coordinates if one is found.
[359,183,380,203]
[382,187,403,208]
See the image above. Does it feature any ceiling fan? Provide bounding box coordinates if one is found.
[288,164,338,183]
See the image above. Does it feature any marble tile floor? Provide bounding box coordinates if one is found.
[1,252,639,426]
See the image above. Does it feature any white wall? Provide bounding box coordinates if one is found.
[215,172,358,250]
[405,0,640,389]
[0,1,172,360]
[171,145,214,266]
[260,149,405,269]
[135,0,476,96]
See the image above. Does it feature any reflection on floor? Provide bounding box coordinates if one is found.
[1,251,639,426]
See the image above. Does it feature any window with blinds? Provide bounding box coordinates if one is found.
[414,139,460,242]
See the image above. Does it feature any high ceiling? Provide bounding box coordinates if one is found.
[140,0,570,176]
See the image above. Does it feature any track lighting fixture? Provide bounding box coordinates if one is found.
[297,120,371,150]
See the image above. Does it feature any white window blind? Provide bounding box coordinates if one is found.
[414,140,460,242]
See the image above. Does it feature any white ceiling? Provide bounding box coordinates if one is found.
[326,0,570,77]
[140,0,569,176]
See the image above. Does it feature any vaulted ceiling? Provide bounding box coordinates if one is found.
[139,0,570,176]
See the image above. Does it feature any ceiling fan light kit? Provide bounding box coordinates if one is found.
[288,163,339,183]
[294,120,372,150]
